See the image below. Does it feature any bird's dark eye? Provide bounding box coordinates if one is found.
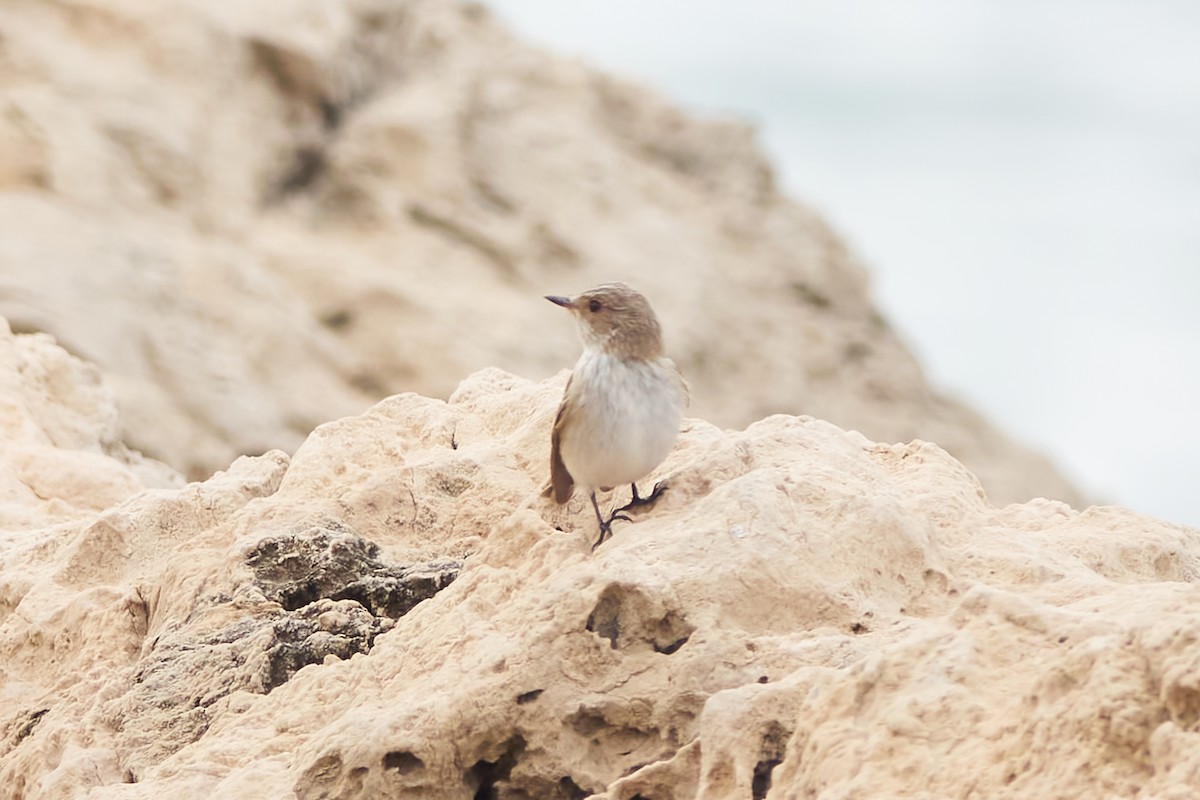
[588,299,602,313]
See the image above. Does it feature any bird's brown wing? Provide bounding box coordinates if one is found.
[666,358,691,408]
[546,375,576,503]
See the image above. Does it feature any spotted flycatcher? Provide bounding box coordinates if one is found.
[544,283,688,549]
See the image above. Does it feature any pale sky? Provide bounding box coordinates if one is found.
[485,0,1200,527]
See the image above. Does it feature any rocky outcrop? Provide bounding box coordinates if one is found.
[0,318,179,531]
[0,0,1078,506]
[1,328,1197,799]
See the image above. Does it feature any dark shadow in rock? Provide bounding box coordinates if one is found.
[558,776,588,800]
[261,600,391,691]
[108,521,460,777]
[585,583,695,655]
[383,750,424,775]
[4,707,49,748]
[246,522,461,618]
[752,721,791,800]
[467,735,525,800]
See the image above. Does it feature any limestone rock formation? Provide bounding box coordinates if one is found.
[0,318,180,532]
[0,0,1077,506]
[1,327,1197,799]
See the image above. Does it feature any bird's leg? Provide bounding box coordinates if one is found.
[613,479,669,515]
[589,492,613,550]
[590,491,634,550]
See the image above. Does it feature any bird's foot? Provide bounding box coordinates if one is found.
[591,519,611,551]
[590,484,667,551]
[592,513,633,550]
[613,480,669,516]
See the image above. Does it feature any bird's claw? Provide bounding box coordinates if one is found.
[591,527,610,551]
[614,480,669,515]
[592,513,632,550]
[643,480,668,504]
[590,481,669,551]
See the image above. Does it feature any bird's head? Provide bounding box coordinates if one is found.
[545,282,663,360]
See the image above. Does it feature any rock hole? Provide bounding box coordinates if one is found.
[586,585,694,654]
[516,689,544,705]
[11,708,48,745]
[849,621,869,635]
[320,309,354,331]
[650,609,694,654]
[275,146,327,198]
[558,776,588,800]
[300,753,345,791]
[383,750,424,774]
[653,634,689,654]
[278,582,320,612]
[751,758,781,800]
[1165,681,1200,730]
[585,590,622,648]
[331,572,457,619]
[467,736,524,800]
[318,98,342,131]
[751,722,790,799]
[569,709,606,737]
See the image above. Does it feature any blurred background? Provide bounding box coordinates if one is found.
[486,0,1200,527]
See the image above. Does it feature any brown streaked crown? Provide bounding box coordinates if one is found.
[546,282,664,360]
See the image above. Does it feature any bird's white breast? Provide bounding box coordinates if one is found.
[559,349,685,492]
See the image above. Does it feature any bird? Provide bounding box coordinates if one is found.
[544,282,688,549]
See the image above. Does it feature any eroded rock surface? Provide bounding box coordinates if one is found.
[108,524,460,781]
[246,524,460,619]
[1,332,1197,799]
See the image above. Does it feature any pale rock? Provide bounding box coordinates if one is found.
[0,320,179,532]
[2,0,1188,796]
[1,346,1197,799]
[0,0,1078,507]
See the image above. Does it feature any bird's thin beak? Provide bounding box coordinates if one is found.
[545,295,573,309]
